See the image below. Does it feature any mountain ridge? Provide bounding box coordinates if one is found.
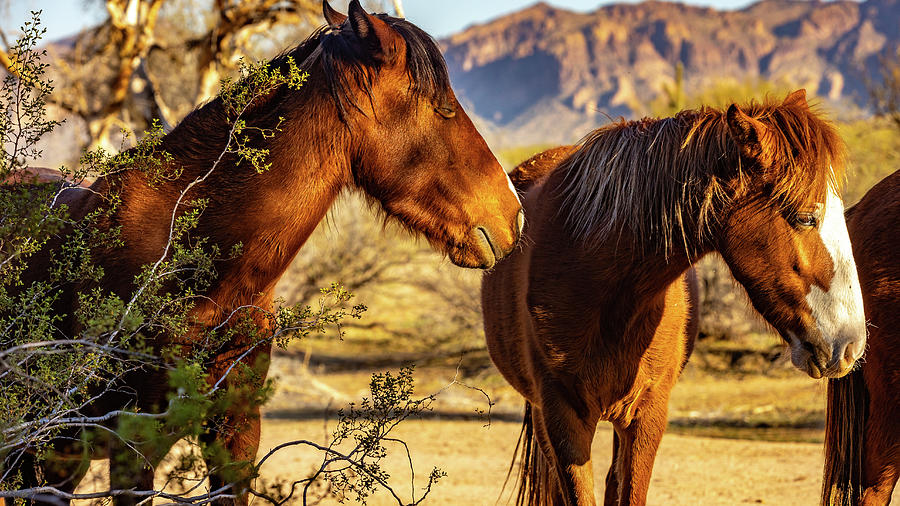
[440,0,900,146]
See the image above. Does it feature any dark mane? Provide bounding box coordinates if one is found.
[163,14,452,166]
[271,14,452,119]
[556,97,846,256]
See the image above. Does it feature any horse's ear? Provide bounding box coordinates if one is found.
[727,104,775,168]
[783,89,808,108]
[348,0,401,65]
[323,0,347,28]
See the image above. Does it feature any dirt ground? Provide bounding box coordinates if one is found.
[253,418,833,505]
[74,416,900,505]
[69,351,900,505]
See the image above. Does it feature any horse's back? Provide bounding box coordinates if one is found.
[508,145,576,192]
[4,166,65,184]
[2,166,95,208]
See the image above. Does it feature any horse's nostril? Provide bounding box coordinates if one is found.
[842,339,864,366]
[800,340,829,374]
[844,344,856,362]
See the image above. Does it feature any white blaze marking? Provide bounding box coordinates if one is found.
[805,184,866,355]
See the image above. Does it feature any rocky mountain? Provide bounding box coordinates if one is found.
[441,0,900,146]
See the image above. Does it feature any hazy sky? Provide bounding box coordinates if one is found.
[2,0,760,42]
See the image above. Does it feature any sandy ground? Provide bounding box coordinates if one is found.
[68,354,899,505]
[73,416,900,505]
[248,418,897,506]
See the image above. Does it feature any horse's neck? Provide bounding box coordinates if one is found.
[533,175,705,334]
[150,95,350,304]
[590,245,696,319]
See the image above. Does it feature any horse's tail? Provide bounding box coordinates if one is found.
[822,367,869,505]
[501,402,556,506]
[508,145,576,193]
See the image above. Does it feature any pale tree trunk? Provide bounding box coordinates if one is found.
[198,60,224,105]
[391,0,405,18]
[89,0,164,151]
[194,0,320,103]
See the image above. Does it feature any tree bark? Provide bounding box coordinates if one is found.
[88,0,164,150]
[2,0,321,151]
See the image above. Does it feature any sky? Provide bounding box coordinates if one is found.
[2,0,762,43]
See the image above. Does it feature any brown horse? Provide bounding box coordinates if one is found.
[482,90,867,506]
[3,1,521,503]
[823,169,900,506]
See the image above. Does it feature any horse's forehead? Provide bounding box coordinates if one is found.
[793,182,829,207]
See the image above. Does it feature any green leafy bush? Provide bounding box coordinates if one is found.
[1,13,440,505]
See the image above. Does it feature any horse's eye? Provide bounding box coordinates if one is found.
[435,106,456,119]
[792,212,818,228]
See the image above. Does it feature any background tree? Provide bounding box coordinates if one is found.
[870,47,900,131]
[0,0,390,152]
[1,0,167,150]
[390,0,404,18]
[277,194,489,357]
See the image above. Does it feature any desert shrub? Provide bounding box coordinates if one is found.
[1,14,440,505]
[839,118,900,205]
[645,65,797,118]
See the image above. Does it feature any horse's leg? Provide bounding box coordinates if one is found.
[533,395,599,506]
[200,405,261,506]
[200,342,270,506]
[860,401,899,505]
[603,430,621,506]
[108,436,166,506]
[612,394,669,506]
[15,445,90,506]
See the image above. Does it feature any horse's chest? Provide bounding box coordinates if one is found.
[596,376,657,425]
[571,323,688,424]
